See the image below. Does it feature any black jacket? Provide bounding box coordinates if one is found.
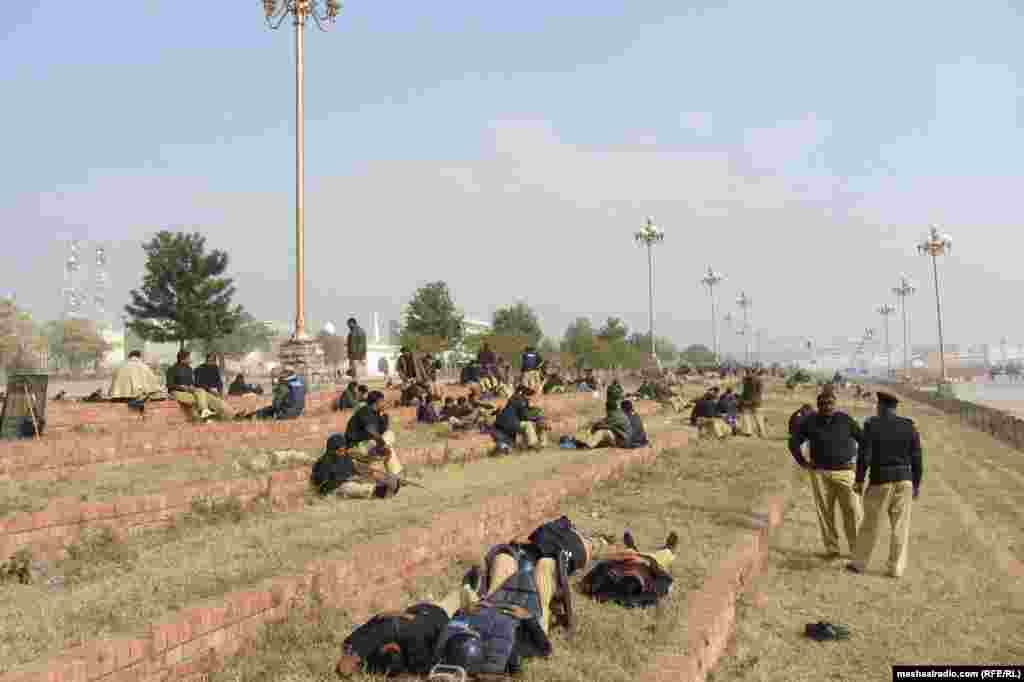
[342,603,450,676]
[789,412,867,470]
[689,398,718,425]
[495,396,531,437]
[627,413,649,447]
[717,395,738,418]
[193,363,223,393]
[165,364,194,392]
[857,413,923,488]
[345,405,388,445]
[788,408,814,436]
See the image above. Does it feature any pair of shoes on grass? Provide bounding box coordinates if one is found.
[804,621,850,641]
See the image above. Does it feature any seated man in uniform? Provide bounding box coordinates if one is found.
[109,350,162,402]
[606,378,625,405]
[396,347,418,386]
[542,368,567,394]
[334,381,359,411]
[446,396,479,432]
[439,397,457,421]
[690,388,730,439]
[242,366,306,421]
[417,395,441,424]
[621,400,649,447]
[573,398,632,449]
[353,385,370,411]
[580,530,679,609]
[334,391,403,499]
[492,386,546,454]
[334,568,484,678]
[193,353,224,396]
[227,373,262,397]
[165,350,234,421]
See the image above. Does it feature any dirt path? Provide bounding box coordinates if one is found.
[713,395,1024,682]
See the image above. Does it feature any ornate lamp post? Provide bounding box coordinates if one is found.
[876,304,896,379]
[700,267,725,363]
[735,292,752,366]
[723,313,734,363]
[261,0,342,342]
[916,225,954,387]
[261,0,341,386]
[893,274,917,380]
[634,217,665,365]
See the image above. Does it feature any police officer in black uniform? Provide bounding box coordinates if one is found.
[847,391,923,578]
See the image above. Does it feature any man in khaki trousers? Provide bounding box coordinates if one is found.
[788,391,866,558]
[848,391,923,578]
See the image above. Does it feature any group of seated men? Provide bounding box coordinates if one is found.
[103,349,304,423]
[333,515,680,679]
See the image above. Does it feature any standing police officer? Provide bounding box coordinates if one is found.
[847,391,923,578]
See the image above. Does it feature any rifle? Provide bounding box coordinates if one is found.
[348,450,429,490]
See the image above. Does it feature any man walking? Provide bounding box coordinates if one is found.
[847,391,923,578]
[346,317,368,379]
[788,391,866,558]
[738,368,767,437]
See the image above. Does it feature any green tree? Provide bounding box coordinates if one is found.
[399,281,464,352]
[124,231,243,351]
[561,317,596,366]
[628,332,679,364]
[194,313,274,365]
[597,317,629,343]
[680,343,717,367]
[593,317,638,369]
[0,299,44,371]
[492,302,544,348]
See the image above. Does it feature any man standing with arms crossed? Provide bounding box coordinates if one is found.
[847,391,922,578]
[788,390,866,559]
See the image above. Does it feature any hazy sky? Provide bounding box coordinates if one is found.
[2,1,1022,352]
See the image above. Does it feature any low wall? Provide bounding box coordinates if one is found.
[0,431,688,682]
[638,493,790,682]
[0,392,597,482]
[896,383,1024,451]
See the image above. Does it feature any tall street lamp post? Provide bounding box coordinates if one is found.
[634,217,665,366]
[735,292,752,366]
[917,225,953,389]
[893,274,917,380]
[876,304,896,379]
[261,0,341,384]
[700,267,725,363]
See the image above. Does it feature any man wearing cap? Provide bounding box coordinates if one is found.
[165,350,235,421]
[244,366,306,421]
[789,391,867,558]
[396,347,418,385]
[346,317,368,379]
[336,390,403,498]
[573,398,632,449]
[493,386,546,453]
[847,392,923,578]
[737,368,767,437]
[519,345,545,394]
[690,388,730,439]
[334,569,483,678]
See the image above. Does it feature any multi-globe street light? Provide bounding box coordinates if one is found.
[700,267,726,363]
[634,217,665,365]
[735,292,753,366]
[893,274,917,378]
[261,0,342,342]
[916,225,954,385]
[876,303,897,379]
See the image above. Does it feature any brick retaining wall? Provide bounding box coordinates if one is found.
[896,383,1024,451]
[0,431,688,682]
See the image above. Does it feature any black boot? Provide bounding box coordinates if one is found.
[623,530,638,550]
[664,532,679,552]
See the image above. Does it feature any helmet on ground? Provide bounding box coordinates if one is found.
[439,633,484,671]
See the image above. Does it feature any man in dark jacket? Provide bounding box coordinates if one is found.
[346,317,368,379]
[789,391,866,558]
[847,392,923,578]
[580,530,678,609]
[335,391,403,498]
[738,369,766,437]
[193,353,223,395]
[493,387,544,452]
[690,389,728,439]
[246,366,306,420]
[165,350,234,421]
[573,399,632,449]
[334,569,483,678]
[621,400,649,447]
[335,381,359,410]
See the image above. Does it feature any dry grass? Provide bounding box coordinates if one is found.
[206,398,803,682]
[712,391,1024,682]
[0,440,637,672]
